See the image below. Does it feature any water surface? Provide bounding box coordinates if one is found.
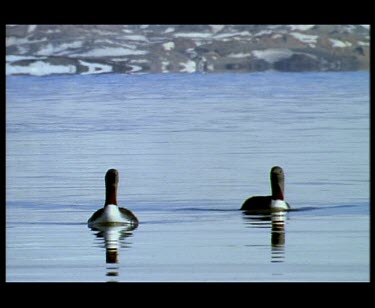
[6,72,369,282]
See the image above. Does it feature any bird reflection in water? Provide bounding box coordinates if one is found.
[90,224,137,281]
[242,210,287,263]
[270,211,286,263]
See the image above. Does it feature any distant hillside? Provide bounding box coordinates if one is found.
[6,24,370,76]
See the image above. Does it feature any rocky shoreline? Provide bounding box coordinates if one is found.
[6,25,370,76]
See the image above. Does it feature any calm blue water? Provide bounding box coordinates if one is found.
[6,72,369,282]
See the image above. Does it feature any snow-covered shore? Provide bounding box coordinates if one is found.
[6,25,370,76]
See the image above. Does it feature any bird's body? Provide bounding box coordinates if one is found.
[88,204,138,227]
[88,169,138,227]
[241,166,290,212]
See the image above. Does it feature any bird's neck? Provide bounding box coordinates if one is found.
[105,184,118,206]
[271,182,284,200]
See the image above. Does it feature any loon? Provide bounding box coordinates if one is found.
[88,169,139,227]
[241,166,290,212]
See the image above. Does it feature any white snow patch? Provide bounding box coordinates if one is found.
[290,32,318,47]
[174,32,212,39]
[207,63,214,71]
[6,36,33,47]
[6,61,76,76]
[271,34,283,39]
[163,42,175,51]
[179,60,196,73]
[128,64,142,73]
[252,49,294,63]
[35,43,56,56]
[36,41,84,56]
[329,39,352,48]
[227,52,252,58]
[76,47,148,57]
[130,59,149,64]
[358,41,369,46]
[46,29,61,33]
[234,31,252,37]
[161,61,170,73]
[164,27,175,33]
[288,25,315,31]
[6,55,46,62]
[213,33,237,40]
[97,39,136,49]
[78,60,112,75]
[343,25,356,33]
[213,31,252,40]
[109,58,127,62]
[186,48,198,58]
[210,25,225,33]
[255,30,273,36]
[28,25,37,33]
[17,46,28,54]
[123,35,148,41]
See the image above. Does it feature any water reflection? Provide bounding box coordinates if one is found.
[270,212,286,263]
[242,211,287,263]
[89,224,137,281]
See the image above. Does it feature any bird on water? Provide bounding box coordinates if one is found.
[88,169,139,227]
[241,166,290,212]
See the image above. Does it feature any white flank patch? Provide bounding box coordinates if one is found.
[271,199,289,210]
[179,60,196,73]
[329,39,352,48]
[252,48,293,63]
[6,61,76,76]
[290,32,318,47]
[78,60,113,74]
[163,41,175,51]
[88,204,135,227]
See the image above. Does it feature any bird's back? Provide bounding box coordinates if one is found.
[241,195,272,211]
